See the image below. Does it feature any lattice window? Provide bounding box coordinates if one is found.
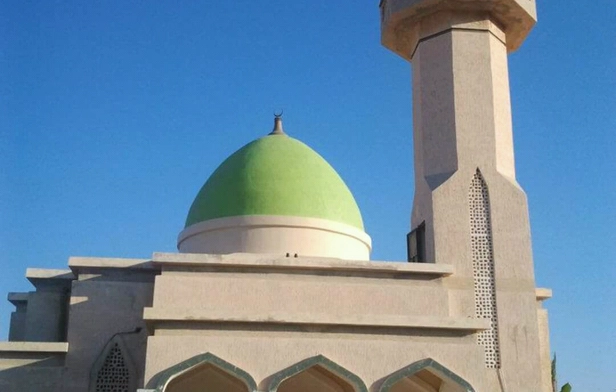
[469,170,501,369]
[94,341,131,392]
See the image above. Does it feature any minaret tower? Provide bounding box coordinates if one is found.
[381,0,550,390]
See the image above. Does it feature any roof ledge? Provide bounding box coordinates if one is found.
[26,269,75,290]
[68,257,156,274]
[153,252,454,278]
[0,342,69,353]
[7,292,29,306]
[536,287,552,302]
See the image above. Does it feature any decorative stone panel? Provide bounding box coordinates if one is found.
[90,336,137,392]
[469,170,501,369]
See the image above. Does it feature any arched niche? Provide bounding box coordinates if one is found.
[379,359,475,392]
[147,352,257,392]
[89,335,138,392]
[268,355,368,392]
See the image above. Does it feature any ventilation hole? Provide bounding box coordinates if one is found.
[469,171,501,369]
[95,342,131,392]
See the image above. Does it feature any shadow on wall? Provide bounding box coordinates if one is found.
[64,275,153,391]
[0,362,65,392]
[0,311,148,392]
[0,262,155,392]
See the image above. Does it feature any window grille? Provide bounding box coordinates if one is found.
[94,341,131,392]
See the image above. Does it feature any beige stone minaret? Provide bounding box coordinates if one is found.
[381,0,551,391]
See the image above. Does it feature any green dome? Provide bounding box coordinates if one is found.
[185,133,364,230]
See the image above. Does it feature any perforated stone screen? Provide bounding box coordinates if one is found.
[95,342,131,392]
[469,171,501,368]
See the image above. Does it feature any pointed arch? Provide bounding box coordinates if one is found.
[268,355,368,392]
[147,352,257,392]
[379,358,475,392]
[468,169,501,368]
[89,335,138,392]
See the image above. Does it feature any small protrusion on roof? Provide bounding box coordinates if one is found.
[270,111,286,135]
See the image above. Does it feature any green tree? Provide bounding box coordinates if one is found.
[552,354,572,392]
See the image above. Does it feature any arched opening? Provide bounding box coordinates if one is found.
[268,355,367,392]
[278,365,354,392]
[379,359,474,392]
[165,363,249,392]
[147,352,257,392]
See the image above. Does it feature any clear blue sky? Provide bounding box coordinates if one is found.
[1,1,614,390]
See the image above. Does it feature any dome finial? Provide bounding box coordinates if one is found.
[270,111,285,135]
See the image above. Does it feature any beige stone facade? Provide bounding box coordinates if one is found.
[0,1,552,391]
[0,252,551,391]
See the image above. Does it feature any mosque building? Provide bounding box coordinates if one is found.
[0,1,553,391]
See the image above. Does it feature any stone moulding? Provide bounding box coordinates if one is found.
[267,354,368,392]
[142,308,490,333]
[378,358,475,392]
[146,352,257,392]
